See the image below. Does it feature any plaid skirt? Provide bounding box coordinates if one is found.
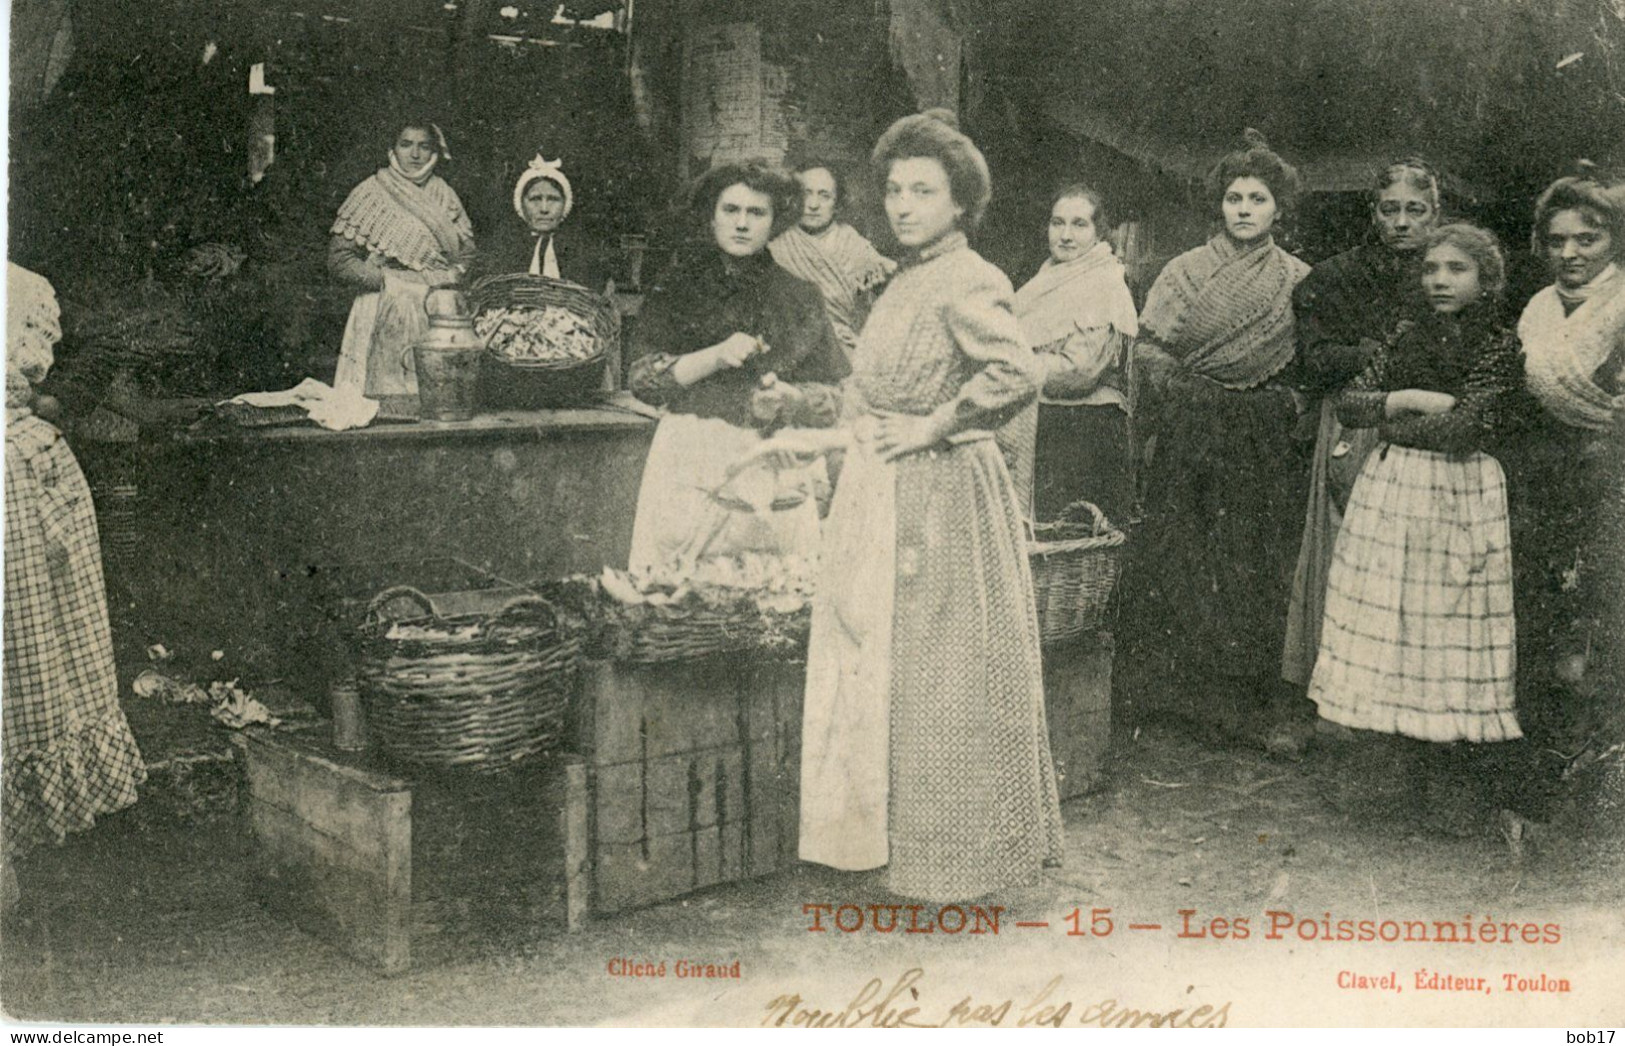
[4,417,146,856]
[1309,444,1520,742]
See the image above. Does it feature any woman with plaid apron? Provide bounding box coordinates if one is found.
[1309,225,1523,829]
[4,264,146,908]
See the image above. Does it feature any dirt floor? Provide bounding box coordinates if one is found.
[3,714,1622,1028]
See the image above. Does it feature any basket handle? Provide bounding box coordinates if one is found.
[1059,499,1111,535]
[365,585,438,626]
[486,593,559,632]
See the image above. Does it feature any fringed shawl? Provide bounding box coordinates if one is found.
[1140,233,1309,389]
[1014,240,1138,347]
[768,223,895,350]
[1519,264,1625,432]
[331,168,474,274]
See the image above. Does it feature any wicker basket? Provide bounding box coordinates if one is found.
[1029,500,1128,646]
[356,585,580,774]
[603,598,810,664]
[470,274,616,409]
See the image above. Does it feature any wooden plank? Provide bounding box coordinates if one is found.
[745,660,805,740]
[593,760,645,845]
[693,822,747,890]
[581,659,749,764]
[746,724,800,878]
[248,796,412,974]
[594,831,695,913]
[239,738,412,874]
[593,820,750,914]
[636,658,747,759]
[644,747,745,836]
[562,758,590,932]
[579,660,643,765]
[1043,631,1113,800]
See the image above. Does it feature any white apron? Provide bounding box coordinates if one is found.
[627,413,822,576]
[334,271,432,398]
[797,435,895,870]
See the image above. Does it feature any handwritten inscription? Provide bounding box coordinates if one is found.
[760,968,1232,1028]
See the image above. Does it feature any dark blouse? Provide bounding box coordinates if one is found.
[472,225,614,292]
[1292,243,1429,393]
[1338,306,1522,456]
[629,248,849,429]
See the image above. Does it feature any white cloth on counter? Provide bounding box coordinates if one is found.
[227,379,380,431]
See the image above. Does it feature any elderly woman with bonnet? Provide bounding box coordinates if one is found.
[4,263,146,910]
[625,161,848,576]
[329,117,476,397]
[1120,129,1312,746]
[742,110,1064,900]
[478,153,612,291]
[1282,158,1443,718]
[1508,163,1625,824]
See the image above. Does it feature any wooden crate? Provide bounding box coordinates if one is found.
[234,727,588,973]
[574,657,803,914]
[1043,631,1113,800]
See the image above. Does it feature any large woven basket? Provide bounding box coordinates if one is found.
[1029,500,1127,646]
[357,585,580,774]
[470,274,616,408]
[605,602,810,663]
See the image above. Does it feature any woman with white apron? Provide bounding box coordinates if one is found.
[625,162,848,576]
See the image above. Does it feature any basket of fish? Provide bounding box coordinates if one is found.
[470,274,618,408]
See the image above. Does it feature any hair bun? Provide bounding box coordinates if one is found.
[1242,127,1270,151]
[920,107,960,131]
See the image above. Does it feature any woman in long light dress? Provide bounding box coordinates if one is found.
[748,110,1063,901]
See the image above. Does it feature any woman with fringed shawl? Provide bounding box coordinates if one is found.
[1119,131,1312,744]
[768,159,896,361]
[1507,164,1625,819]
[329,118,476,398]
[1014,182,1139,524]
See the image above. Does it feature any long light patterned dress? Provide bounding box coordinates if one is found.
[799,230,1064,901]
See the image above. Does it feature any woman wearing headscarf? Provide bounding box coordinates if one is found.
[743,110,1063,901]
[1120,130,1312,743]
[4,263,146,909]
[1282,159,1443,699]
[1508,163,1625,819]
[625,161,848,576]
[477,153,612,291]
[1015,182,1139,524]
[768,159,895,361]
[329,117,476,397]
